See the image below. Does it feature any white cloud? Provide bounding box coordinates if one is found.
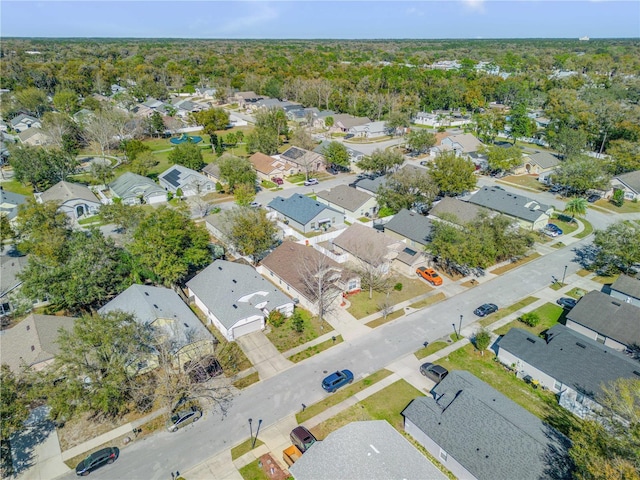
[461,0,486,13]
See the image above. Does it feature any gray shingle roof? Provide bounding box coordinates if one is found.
[0,188,26,221]
[468,186,551,223]
[290,420,447,480]
[186,260,292,330]
[614,170,640,193]
[332,223,401,265]
[267,194,341,225]
[429,197,487,225]
[316,184,374,212]
[383,209,433,246]
[565,290,640,348]
[109,172,165,202]
[610,274,640,300]
[10,114,39,127]
[402,371,571,480]
[99,284,212,348]
[499,325,640,400]
[39,181,100,205]
[526,151,561,169]
[355,176,387,194]
[0,253,28,297]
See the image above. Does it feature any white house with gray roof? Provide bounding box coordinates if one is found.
[99,284,215,370]
[158,164,215,197]
[37,180,102,221]
[315,185,378,221]
[402,371,571,480]
[609,170,640,201]
[348,121,390,139]
[609,274,640,308]
[187,260,294,341]
[10,114,41,132]
[467,186,552,230]
[267,194,343,233]
[109,172,166,205]
[290,420,447,480]
[515,150,561,176]
[1,188,26,222]
[565,290,640,352]
[497,324,640,419]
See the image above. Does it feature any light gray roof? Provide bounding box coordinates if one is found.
[202,162,221,179]
[402,371,571,480]
[383,209,433,246]
[267,194,341,225]
[290,420,447,480]
[158,164,212,190]
[526,151,560,169]
[499,325,640,400]
[10,114,39,127]
[565,290,640,348]
[39,181,100,205]
[355,176,386,194]
[17,127,47,143]
[0,253,28,297]
[468,186,551,223]
[186,260,292,330]
[99,284,212,348]
[332,114,371,128]
[316,185,374,212]
[615,170,640,193]
[0,314,76,373]
[0,188,27,221]
[109,172,165,202]
[332,223,401,265]
[443,133,483,153]
[610,274,640,300]
[429,197,487,225]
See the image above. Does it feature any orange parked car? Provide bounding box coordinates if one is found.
[416,267,443,286]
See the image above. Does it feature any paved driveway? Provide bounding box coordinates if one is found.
[235,331,293,380]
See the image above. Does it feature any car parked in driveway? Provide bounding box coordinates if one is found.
[167,405,202,432]
[290,426,317,453]
[249,201,261,208]
[271,177,284,185]
[304,178,319,186]
[75,447,118,476]
[474,303,498,317]
[556,297,577,309]
[322,369,354,393]
[419,363,449,383]
[543,224,563,237]
[587,194,601,203]
[416,267,443,286]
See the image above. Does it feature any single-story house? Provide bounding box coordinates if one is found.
[413,111,471,128]
[609,170,640,201]
[233,91,263,108]
[313,141,365,164]
[187,260,294,341]
[315,184,378,221]
[565,290,640,352]
[10,114,41,132]
[311,110,335,129]
[99,284,216,371]
[289,420,447,480]
[142,97,164,109]
[0,314,76,373]
[436,133,483,156]
[467,186,552,231]
[352,175,386,196]
[383,208,433,249]
[158,164,216,197]
[429,197,487,226]
[201,161,222,184]
[331,223,402,274]
[514,151,561,175]
[108,172,166,205]
[331,114,371,133]
[609,274,640,308]
[402,371,571,480]
[248,152,296,182]
[497,324,640,419]
[0,252,30,317]
[348,121,390,139]
[0,188,27,222]
[37,180,102,221]
[277,146,325,174]
[17,127,49,146]
[267,194,343,233]
[229,113,248,127]
[258,241,360,314]
[195,86,216,98]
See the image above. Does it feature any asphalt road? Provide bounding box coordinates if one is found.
[75,233,591,480]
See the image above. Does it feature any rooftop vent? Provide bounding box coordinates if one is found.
[527,337,536,344]
[232,304,237,309]
[232,279,237,283]
[144,292,149,296]
[26,325,30,331]
[218,266,222,270]
[576,342,586,349]
[31,345,35,351]
[153,304,158,308]
[611,301,621,307]
[183,323,189,328]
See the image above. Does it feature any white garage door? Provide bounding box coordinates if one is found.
[232,320,262,339]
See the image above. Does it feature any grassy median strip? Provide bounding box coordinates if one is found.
[494,302,565,337]
[409,292,447,310]
[288,335,343,363]
[574,218,594,239]
[478,296,538,327]
[296,369,393,424]
[231,438,265,461]
[490,253,541,275]
[233,372,260,389]
[365,310,404,328]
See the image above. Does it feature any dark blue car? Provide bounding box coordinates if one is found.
[474,303,498,317]
[322,369,354,392]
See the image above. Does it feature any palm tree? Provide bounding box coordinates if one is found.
[564,197,588,222]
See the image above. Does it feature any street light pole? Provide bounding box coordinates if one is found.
[252,419,263,449]
[459,315,463,339]
[452,323,457,340]
[248,418,253,445]
[562,265,568,286]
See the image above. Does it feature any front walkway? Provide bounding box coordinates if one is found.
[235,331,294,380]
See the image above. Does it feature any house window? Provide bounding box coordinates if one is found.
[439,449,448,461]
[348,280,358,291]
[576,392,585,404]
[596,334,605,344]
[554,380,562,391]
[310,222,316,230]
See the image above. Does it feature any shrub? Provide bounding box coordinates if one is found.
[215,182,224,193]
[290,311,304,333]
[519,312,540,327]
[393,283,403,291]
[474,327,491,354]
[268,310,284,327]
[611,189,625,207]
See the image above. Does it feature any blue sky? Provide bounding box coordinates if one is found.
[2,1,639,39]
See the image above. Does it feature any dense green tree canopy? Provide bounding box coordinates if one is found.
[322,141,350,169]
[553,155,611,195]
[217,154,258,191]
[0,365,32,441]
[428,151,477,196]
[8,144,79,192]
[221,207,279,264]
[376,166,438,213]
[480,144,523,173]
[191,108,230,135]
[168,142,205,171]
[357,148,403,175]
[592,221,640,275]
[406,129,436,154]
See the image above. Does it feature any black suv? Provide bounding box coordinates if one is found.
[75,447,118,476]
[290,426,317,453]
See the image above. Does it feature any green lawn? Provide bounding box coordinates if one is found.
[265,308,331,353]
[0,178,33,195]
[478,296,539,327]
[288,335,343,363]
[296,369,393,424]
[550,213,579,234]
[592,198,640,214]
[494,302,565,336]
[566,287,587,299]
[500,175,546,192]
[365,309,404,328]
[231,438,265,461]
[574,218,594,239]
[437,344,580,436]
[409,292,447,309]
[347,278,430,319]
[238,460,269,480]
[490,253,541,275]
